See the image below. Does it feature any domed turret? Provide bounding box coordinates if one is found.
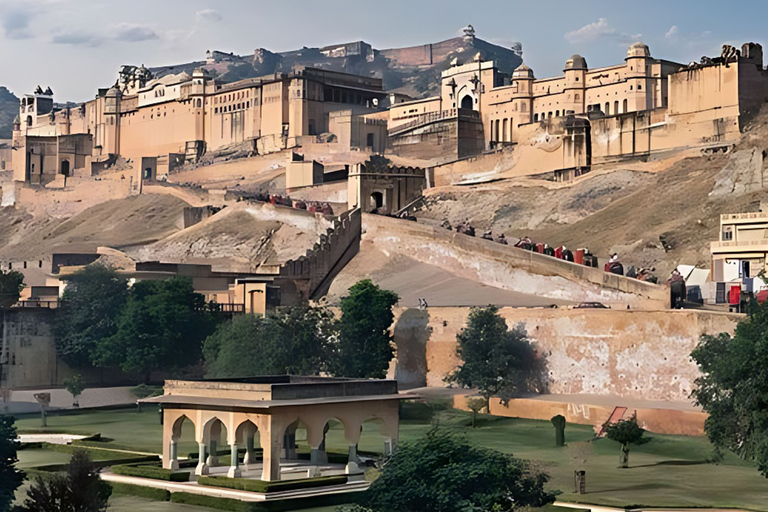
[513,62,534,79]
[564,54,588,71]
[627,42,650,59]
[192,67,210,79]
[105,85,121,98]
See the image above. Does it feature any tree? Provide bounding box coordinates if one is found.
[96,277,217,381]
[0,415,24,512]
[55,265,128,368]
[605,416,646,468]
[204,304,333,378]
[328,280,399,379]
[691,302,768,476]
[448,306,543,403]
[344,428,555,512]
[0,269,24,308]
[23,449,111,512]
[466,397,486,428]
[63,375,85,408]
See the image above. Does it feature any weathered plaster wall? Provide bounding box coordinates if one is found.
[388,306,740,402]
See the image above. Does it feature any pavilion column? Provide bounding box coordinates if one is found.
[207,439,219,466]
[243,432,256,466]
[227,443,241,478]
[260,423,281,481]
[195,442,209,475]
[283,431,297,460]
[169,440,179,470]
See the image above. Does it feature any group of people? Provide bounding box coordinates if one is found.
[604,253,659,283]
[243,192,335,215]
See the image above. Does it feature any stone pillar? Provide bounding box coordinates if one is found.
[207,439,218,466]
[384,438,394,456]
[195,442,209,475]
[260,425,281,481]
[243,433,256,466]
[283,432,296,460]
[227,444,241,478]
[347,444,359,464]
[169,440,179,470]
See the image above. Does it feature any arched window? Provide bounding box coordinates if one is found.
[614,101,619,114]
[605,102,610,115]
[623,99,628,113]
[196,99,202,108]
[575,93,581,101]
[502,119,508,142]
[460,95,474,110]
[555,110,560,117]
[26,116,32,127]
[534,113,539,121]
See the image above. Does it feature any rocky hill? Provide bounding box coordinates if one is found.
[151,32,523,99]
[0,86,18,139]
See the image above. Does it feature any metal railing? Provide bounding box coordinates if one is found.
[12,300,60,309]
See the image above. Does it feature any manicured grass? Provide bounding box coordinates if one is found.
[12,407,768,510]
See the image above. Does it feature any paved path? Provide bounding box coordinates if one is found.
[3,386,137,414]
[17,434,87,445]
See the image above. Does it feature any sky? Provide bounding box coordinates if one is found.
[2,0,767,102]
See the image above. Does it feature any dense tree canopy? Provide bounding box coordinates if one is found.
[96,277,217,380]
[0,415,24,512]
[328,280,399,379]
[344,428,555,512]
[0,269,24,308]
[691,301,768,476]
[55,265,128,368]
[204,305,334,378]
[23,449,111,512]
[448,306,543,403]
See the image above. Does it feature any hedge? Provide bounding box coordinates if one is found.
[111,464,190,482]
[40,442,151,461]
[31,456,159,473]
[109,482,171,501]
[170,492,265,512]
[197,475,348,493]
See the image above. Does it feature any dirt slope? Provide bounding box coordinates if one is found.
[0,194,187,260]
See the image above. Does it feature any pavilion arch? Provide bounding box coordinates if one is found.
[234,419,260,466]
[171,414,196,442]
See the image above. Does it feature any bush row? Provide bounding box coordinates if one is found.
[31,456,159,473]
[197,475,348,493]
[40,442,149,461]
[109,482,171,501]
[108,482,356,512]
[111,463,190,482]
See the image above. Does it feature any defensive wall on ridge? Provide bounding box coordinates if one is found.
[363,214,669,308]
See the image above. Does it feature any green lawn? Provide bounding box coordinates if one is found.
[12,407,768,510]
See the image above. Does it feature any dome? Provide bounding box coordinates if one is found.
[627,42,650,59]
[106,85,121,97]
[192,67,210,78]
[564,54,588,71]
[513,62,534,79]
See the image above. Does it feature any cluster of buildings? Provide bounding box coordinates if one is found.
[10,37,768,188]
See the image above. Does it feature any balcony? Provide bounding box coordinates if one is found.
[711,239,768,252]
[720,212,768,223]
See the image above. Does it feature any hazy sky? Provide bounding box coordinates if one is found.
[2,0,766,101]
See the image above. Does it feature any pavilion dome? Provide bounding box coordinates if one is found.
[513,62,534,79]
[627,42,651,59]
[564,54,588,71]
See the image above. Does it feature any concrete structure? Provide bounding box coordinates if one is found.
[12,67,387,185]
[388,42,768,176]
[286,152,324,190]
[710,210,768,301]
[347,163,430,215]
[143,377,406,481]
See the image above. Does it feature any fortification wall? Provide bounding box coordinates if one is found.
[363,214,668,308]
[388,306,740,402]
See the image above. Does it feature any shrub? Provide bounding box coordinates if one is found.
[170,492,264,512]
[197,475,347,493]
[111,464,190,482]
[109,482,170,501]
[130,384,163,399]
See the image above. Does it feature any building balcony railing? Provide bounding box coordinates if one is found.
[11,300,60,309]
[711,239,768,251]
[721,212,768,222]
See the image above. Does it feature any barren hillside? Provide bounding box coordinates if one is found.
[0,194,187,260]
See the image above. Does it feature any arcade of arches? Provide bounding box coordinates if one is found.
[144,377,407,481]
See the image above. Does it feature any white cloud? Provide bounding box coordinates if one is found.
[565,18,641,45]
[3,8,34,39]
[196,9,222,23]
[51,30,102,47]
[114,23,158,42]
[665,26,678,39]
